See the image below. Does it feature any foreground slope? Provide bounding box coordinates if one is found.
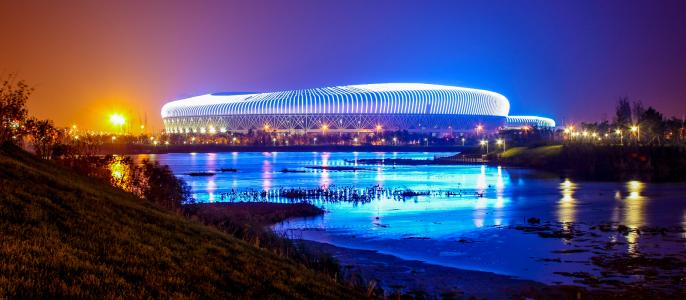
[0,146,358,299]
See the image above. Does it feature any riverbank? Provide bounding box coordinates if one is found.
[100,143,475,155]
[348,144,686,181]
[0,145,360,298]
[496,144,686,181]
[299,240,563,299]
[184,202,324,227]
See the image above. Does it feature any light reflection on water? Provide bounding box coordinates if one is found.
[136,151,686,283]
[558,179,576,231]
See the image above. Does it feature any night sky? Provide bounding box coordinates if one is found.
[1,0,685,131]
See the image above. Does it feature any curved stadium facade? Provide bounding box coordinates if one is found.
[161,83,552,134]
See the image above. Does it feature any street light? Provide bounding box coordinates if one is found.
[321,124,329,134]
[630,125,640,143]
[475,125,484,135]
[109,113,125,133]
[480,139,488,153]
[461,137,465,146]
[496,138,506,151]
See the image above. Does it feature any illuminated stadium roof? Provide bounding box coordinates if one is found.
[162,83,509,118]
[505,116,556,128]
[161,83,550,133]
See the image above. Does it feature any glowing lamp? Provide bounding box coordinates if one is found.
[109,113,125,127]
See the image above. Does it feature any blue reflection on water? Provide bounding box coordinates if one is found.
[137,151,686,284]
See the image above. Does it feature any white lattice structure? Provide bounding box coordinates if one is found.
[161,83,512,134]
[505,116,556,129]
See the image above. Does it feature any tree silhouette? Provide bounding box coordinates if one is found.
[0,75,31,144]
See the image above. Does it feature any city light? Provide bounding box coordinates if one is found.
[375,124,382,132]
[630,125,640,142]
[109,113,125,127]
[480,139,488,153]
[321,124,329,132]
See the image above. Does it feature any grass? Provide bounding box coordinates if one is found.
[0,145,362,299]
[500,145,562,159]
[496,144,686,181]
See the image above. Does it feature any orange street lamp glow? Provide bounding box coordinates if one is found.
[375,124,382,131]
[109,113,125,127]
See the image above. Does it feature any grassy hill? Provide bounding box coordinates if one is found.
[0,145,360,299]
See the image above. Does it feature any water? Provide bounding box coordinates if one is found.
[136,151,686,284]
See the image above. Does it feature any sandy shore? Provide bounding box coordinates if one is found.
[298,239,561,299]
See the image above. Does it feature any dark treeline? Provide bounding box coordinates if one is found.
[578,97,685,145]
[1,75,191,210]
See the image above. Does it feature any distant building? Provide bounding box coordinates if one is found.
[161,83,552,134]
[504,116,556,129]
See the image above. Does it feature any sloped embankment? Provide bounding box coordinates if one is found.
[0,145,359,299]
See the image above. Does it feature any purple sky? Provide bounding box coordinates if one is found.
[1,0,685,130]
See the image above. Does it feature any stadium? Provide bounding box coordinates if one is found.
[161,83,554,134]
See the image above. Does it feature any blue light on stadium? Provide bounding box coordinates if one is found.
[161,83,553,134]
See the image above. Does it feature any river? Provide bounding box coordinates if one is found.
[135,151,686,286]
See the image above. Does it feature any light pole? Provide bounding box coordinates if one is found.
[461,137,465,146]
[615,129,623,145]
[496,138,505,151]
[630,125,640,144]
[480,139,488,153]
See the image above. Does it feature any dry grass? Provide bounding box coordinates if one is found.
[0,145,362,299]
